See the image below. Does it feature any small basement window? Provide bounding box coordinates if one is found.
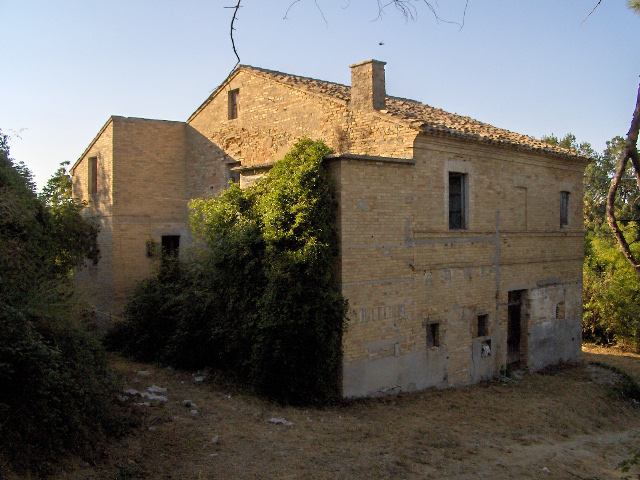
[560,191,570,227]
[556,301,566,319]
[477,314,489,337]
[228,89,239,120]
[88,157,97,195]
[426,323,440,348]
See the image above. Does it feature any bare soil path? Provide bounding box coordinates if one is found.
[55,346,640,480]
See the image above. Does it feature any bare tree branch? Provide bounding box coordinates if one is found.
[284,0,302,19]
[227,0,242,67]
[374,0,465,28]
[607,79,640,277]
[582,0,602,25]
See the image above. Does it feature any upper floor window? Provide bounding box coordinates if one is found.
[449,172,468,230]
[88,157,97,195]
[161,235,180,259]
[228,89,239,120]
[560,191,570,227]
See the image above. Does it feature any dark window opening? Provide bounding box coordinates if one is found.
[426,323,440,348]
[88,157,97,195]
[556,301,565,319]
[477,314,489,337]
[227,162,241,184]
[228,89,239,120]
[560,191,570,227]
[161,235,180,259]
[449,172,467,230]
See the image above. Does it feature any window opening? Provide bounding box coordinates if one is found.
[227,161,241,184]
[556,301,565,319]
[560,191,570,227]
[161,235,180,259]
[228,89,239,120]
[477,314,489,337]
[88,157,97,195]
[449,172,467,230]
[426,323,440,348]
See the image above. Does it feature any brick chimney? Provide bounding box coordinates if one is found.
[349,59,386,111]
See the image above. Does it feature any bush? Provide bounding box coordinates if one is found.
[109,139,348,404]
[0,131,130,475]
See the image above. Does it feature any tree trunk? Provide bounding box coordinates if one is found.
[606,79,640,277]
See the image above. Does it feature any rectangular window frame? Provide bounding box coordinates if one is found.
[228,89,239,120]
[426,322,441,348]
[560,191,570,227]
[449,171,468,230]
[88,157,98,195]
[161,235,180,259]
[477,314,489,338]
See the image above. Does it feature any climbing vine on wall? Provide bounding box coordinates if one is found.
[107,139,348,404]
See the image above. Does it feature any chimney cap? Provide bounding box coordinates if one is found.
[349,59,387,69]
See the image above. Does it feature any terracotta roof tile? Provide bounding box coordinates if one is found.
[240,65,586,160]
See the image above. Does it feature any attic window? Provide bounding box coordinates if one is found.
[88,157,97,195]
[228,89,239,120]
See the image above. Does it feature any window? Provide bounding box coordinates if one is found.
[227,161,241,184]
[556,301,565,319]
[161,235,180,259]
[426,323,440,348]
[449,172,467,230]
[477,314,488,337]
[88,157,97,195]
[228,89,239,120]
[560,191,570,227]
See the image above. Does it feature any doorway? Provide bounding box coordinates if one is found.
[507,290,527,368]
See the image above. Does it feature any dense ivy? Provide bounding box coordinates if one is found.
[108,139,348,404]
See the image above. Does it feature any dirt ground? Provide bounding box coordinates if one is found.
[49,345,640,480]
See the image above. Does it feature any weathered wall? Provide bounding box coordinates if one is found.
[72,117,192,316]
[186,69,416,200]
[72,120,115,321]
[334,133,585,397]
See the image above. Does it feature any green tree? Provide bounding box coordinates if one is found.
[0,131,128,475]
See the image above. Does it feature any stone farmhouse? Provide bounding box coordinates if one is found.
[71,60,588,397]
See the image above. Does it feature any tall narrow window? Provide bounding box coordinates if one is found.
[228,89,239,120]
[477,314,489,337]
[560,191,570,227]
[449,172,467,230]
[88,157,97,195]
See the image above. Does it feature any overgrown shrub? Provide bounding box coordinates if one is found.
[0,131,130,475]
[583,232,640,350]
[108,139,348,404]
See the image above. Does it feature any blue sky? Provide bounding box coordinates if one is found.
[2,0,639,189]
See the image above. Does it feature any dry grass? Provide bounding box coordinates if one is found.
[47,347,640,480]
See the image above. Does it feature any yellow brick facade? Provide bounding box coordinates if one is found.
[71,60,587,396]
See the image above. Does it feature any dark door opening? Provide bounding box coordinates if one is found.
[507,290,526,368]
